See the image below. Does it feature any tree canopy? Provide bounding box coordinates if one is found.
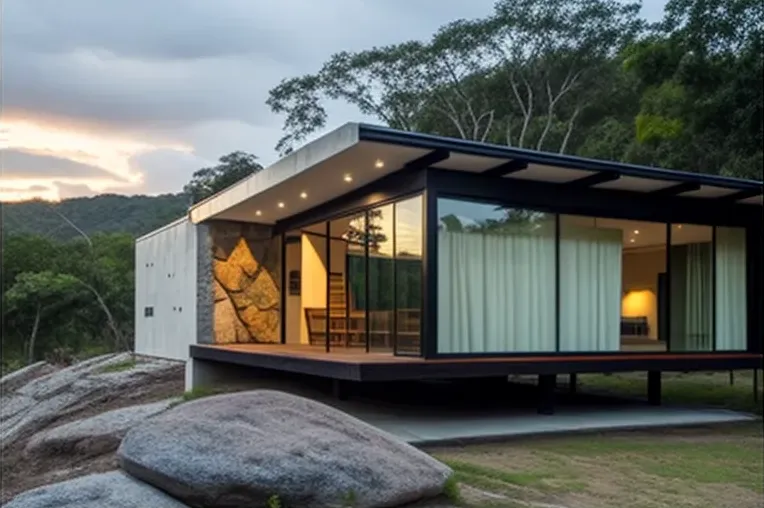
[183,151,264,204]
[267,0,763,180]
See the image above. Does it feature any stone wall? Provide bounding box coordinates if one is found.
[208,221,281,344]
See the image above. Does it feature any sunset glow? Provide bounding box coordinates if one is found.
[0,118,193,202]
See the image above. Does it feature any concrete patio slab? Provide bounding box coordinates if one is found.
[352,406,757,445]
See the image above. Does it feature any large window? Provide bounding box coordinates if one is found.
[559,216,668,352]
[669,224,713,351]
[395,196,423,355]
[437,198,556,353]
[715,227,747,350]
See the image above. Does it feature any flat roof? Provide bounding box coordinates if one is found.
[189,123,763,224]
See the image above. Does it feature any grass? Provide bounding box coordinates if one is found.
[433,422,764,508]
[96,358,136,373]
[579,370,764,415]
[180,386,224,402]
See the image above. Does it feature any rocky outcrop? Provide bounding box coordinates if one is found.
[25,398,180,459]
[118,390,452,508]
[1,353,182,452]
[3,471,191,508]
[0,361,55,394]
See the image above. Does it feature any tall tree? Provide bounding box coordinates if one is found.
[266,0,645,155]
[184,151,264,204]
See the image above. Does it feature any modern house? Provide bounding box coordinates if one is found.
[135,123,763,412]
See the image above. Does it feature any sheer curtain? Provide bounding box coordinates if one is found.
[559,225,622,351]
[670,243,713,351]
[437,228,556,353]
[715,227,747,350]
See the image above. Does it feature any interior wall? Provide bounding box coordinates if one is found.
[298,233,348,344]
[285,240,302,345]
[209,221,281,344]
[300,234,326,344]
[621,248,665,339]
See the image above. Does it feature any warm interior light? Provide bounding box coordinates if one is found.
[300,192,307,199]
[677,224,683,229]
[277,202,285,208]
[255,210,262,216]
[633,230,640,234]
[374,159,385,169]
[343,174,353,182]
[629,238,636,243]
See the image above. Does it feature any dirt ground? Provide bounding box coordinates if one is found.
[0,368,185,503]
[432,423,764,508]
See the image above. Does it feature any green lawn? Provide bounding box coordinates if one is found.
[433,423,764,508]
[578,371,763,415]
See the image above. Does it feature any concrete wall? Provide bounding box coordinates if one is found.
[135,217,201,360]
[209,221,281,344]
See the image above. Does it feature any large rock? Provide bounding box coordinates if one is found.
[3,471,191,508]
[1,354,182,451]
[25,398,179,459]
[0,362,56,394]
[118,390,452,508]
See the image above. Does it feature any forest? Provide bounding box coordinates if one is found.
[2,0,761,373]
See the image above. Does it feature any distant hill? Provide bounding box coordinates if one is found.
[1,193,189,241]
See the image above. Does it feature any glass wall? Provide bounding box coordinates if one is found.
[559,216,667,352]
[715,227,747,350]
[436,198,556,353]
[366,203,395,351]
[395,196,423,355]
[669,224,713,351]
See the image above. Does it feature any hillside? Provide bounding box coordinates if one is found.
[1,193,189,240]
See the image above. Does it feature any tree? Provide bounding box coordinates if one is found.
[266,0,645,155]
[3,271,83,364]
[622,0,763,178]
[183,151,264,204]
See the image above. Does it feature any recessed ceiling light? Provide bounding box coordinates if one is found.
[634,230,640,234]
[300,192,308,199]
[277,202,285,208]
[374,159,384,169]
[630,238,636,243]
[677,224,683,229]
[255,210,262,216]
[343,174,353,182]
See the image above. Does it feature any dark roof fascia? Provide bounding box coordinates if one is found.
[358,124,764,192]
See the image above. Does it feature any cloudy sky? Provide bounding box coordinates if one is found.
[0,0,667,202]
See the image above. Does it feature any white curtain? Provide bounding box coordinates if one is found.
[437,229,556,353]
[559,226,622,351]
[670,243,713,351]
[716,227,747,350]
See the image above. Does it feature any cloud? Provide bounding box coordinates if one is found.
[2,148,126,181]
[53,182,99,200]
[2,0,669,201]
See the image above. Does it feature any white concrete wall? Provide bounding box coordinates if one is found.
[135,217,199,360]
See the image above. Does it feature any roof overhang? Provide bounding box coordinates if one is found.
[189,123,763,225]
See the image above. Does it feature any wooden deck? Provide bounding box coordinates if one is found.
[189,343,762,382]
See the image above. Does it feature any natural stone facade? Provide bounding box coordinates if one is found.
[208,221,280,344]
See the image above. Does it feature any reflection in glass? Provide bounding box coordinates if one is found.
[366,204,395,351]
[670,224,713,351]
[343,212,368,349]
[716,227,747,350]
[437,198,556,353]
[395,196,423,355]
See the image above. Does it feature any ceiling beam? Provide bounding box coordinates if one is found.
[482,159,529,177]
[717,188,763,202]
[567,171,620,187]
[651,182,701,196]
[400,149,450,172]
